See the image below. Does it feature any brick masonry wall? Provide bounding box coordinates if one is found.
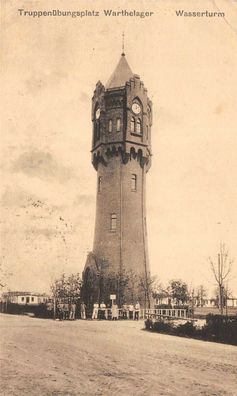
[93,154,149,279]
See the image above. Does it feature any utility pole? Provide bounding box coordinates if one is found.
[53,296,57,320]
[192,289,195,320]
[218,253,223,315]
[224,287,228,317]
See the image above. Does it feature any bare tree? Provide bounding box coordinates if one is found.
[209,243,233,314]
[150,277,164,297]
[139,274,157,309]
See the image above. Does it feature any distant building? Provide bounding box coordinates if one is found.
[226,297,237,308]
[154,292,173,307]
[154,291,237,309]
[1,291,48,305]
[199,298,217,308]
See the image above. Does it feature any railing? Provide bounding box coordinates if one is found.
[142,308,188,320]
[92,308,189,320]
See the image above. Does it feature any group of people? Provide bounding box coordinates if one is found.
[91,301,141,320]
[56,301,76,320]
[55,300,141,321]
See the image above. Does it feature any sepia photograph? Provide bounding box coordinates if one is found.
[1,0,237,395]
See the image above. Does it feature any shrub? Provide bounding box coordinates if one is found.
[175,321,195,337]
[152,321,174,334]
[144,314,237,345]
[202,314,237,345]
[145,318,153,330]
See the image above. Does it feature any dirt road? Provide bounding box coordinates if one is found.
[0,314,236,395]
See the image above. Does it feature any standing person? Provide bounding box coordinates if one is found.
[129,304,134,320]
[58,302,64,320]
[100,301,106,319]
[104,304,108,320]
[112,303,119,320]
[56,302,61,320]
[122,304,129,319]
[80,302,86,320]
[70,301,76,320]
[126,304,130,319]
[64,302,69,320]
[134,301,140,320]
[92,301,99,319]
[62,303,66,320]
[69,300,72,320]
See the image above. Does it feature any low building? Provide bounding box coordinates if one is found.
[154,292,173,307]
[226,298,237,308]
[1,291,48,305]
[200,298,217,308]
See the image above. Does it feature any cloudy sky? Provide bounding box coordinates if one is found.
[1,0,237,296]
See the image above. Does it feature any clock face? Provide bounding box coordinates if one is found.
[95,108,100,119]
[132,103,141,115]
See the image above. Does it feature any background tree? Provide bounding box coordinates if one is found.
[101,269,153,307]
[50,272,82,299]
[101,270,120,305]
[139,274,161,309]
[209,243,233,314]
[50,272,82,319]
[120,269,137,305]
[151,277,164,298]
[151,279,170,307]
[102,269,144,306]
[168,279,189,305]
[196,285,207,307]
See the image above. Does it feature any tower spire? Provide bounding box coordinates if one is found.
[122,31,125,56]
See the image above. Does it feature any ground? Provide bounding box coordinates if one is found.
[0,314,237,396]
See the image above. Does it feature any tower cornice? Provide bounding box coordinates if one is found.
[91,142,151,172]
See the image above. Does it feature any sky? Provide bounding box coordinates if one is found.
[1,0,237,296]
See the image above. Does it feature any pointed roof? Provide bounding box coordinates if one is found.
[106,54,134,89]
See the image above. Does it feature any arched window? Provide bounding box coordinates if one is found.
[110,213,117,231]
[131,117,135,133]
[131,174,137,191]
[146,125,149,139]
[137,119,142,134]
[116,118,121,132]
[108,119,112,133]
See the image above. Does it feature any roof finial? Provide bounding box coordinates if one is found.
[122,31,125,56]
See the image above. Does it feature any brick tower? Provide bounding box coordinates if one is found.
[83,52,152,309]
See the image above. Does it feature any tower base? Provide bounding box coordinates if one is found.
[82,251,151,312]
